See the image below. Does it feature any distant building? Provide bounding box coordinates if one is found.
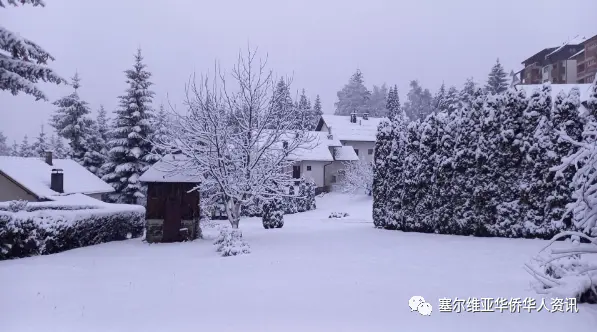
[520,34,597,85]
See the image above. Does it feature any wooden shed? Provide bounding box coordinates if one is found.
[139,154,202,243]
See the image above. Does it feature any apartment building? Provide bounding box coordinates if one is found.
[575,34,597,84]
[520,34,597,85]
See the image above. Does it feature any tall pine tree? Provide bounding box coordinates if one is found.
[18,135,34,157]
[486,59,508,95]
[102,48,156,204]
[51,72,92,164]
[334,69,371,115]
[313,95,323,125]
[31,124,49,157]
[386,85,401,121]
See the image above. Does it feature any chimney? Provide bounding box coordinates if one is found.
[327,126,333,140]
[51,169,64,193]
[44,150,53,166]
[350,112,357,123]
[362,112,369,120]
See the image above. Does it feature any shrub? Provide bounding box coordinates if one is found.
[213,227,251,257]
[329,212,350,218]
[262,198,284,229]
[0,201,145,260]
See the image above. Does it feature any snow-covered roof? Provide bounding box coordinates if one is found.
[286,131,345,162]
[546,36,587,58]
[333,146,359,161]
[318,114,387,142]
[139,154,204,183]
[0,156,114,200]
[570,48,585,59]
[515,84,593,107]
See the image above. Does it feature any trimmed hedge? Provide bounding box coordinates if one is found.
[0,200,145,260]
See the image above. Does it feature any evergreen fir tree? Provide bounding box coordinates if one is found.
[492,88,528,236]
[0,131,8,156]
[49,134,69,159]
[81,119,107,177]
[313,95,323,124]
[262,197,284,229]
[385,106,410,229]
[51,72,92,164]
[31,124,49,157]
[386,85,401,121]
[0,1,65,101]
[270,78,296,129]
[460,78,477,107]
[372,119,393,228]
[368,84,389,117]
[96,105,110,143]
[434,86,460,232]
[297,89,312,129]
[545,88,583,229]
[102,48,156,204]
[403,80,433,120]
[9,140,18,156]
[486,59,509,95]
[18,135,34,157]
[432,83,447,113]
[150,104,171,157]
[398,120,422,230]
[334,69,371,115]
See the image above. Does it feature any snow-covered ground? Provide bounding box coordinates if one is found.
[1,193,596,332]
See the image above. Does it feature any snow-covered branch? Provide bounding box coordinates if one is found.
[338,159,373,196]
[153,48,316,228]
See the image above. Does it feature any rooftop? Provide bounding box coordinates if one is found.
[317,114,387,142]
[0,156,114,200]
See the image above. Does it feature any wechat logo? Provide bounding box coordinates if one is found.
[409,296,433,316]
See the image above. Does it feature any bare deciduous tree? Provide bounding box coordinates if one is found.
[153,49,316,229]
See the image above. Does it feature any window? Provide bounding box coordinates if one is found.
[331,175,337,183]
[306,165,312,171]
[292,165,301,179]
[354,149,359,156]
[368,149,373,155]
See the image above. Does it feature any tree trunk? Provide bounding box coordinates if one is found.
[226,198,242,229]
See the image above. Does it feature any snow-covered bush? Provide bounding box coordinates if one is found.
[262,198,284,229]
[213,227,251,257]
[0,203,145,260]
[339,159,374,196]
[329,212,350,218]
[525,232,597,303]
[7,200,28,212]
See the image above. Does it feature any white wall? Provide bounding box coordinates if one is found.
[299,161,328,187]
[341,140,376,162]
[565,60,578,83]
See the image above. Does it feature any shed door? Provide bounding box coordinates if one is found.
[163,197,182,242]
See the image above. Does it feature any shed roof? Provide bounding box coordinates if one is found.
[139,154,204,183]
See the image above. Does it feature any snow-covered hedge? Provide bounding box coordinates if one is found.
[0,201,145,260]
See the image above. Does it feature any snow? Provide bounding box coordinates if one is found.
[570,48,585,59]
[546,36,587,58]
[320,114,387,142]
[286,131,347,162]
[139,153,203,183]
[1,193,595,332]
[333,145,359,161]
[516,84,593,111]
[0,156,114,200]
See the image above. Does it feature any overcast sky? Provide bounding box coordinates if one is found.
[1,0,596,142]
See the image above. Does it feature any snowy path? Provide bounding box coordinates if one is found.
[1,194,596,332]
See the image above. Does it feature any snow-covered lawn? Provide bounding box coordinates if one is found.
[1,193,596,332]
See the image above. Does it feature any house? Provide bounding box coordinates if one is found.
[0,151,114,202]
[139,153,202,243]
[315,113,386,163]
[285,130,359,192]
[514,83,593,112]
